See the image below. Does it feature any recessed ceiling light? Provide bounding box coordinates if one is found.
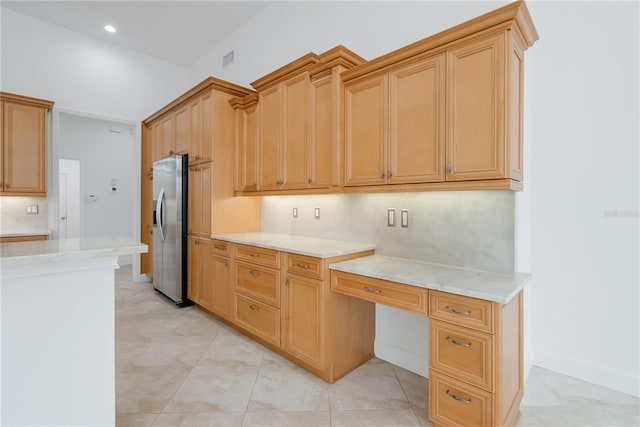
[104,25,116,33]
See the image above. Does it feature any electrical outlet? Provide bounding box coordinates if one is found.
[401,209,409,228]
[387,208,396,227]
[314,207,320,219]
[293,207,298,218]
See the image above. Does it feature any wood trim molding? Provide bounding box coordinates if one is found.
[0,92,54,109]
[143,77,255,123]
[229,93,259,109]
[250,53,321,91]
[342,0,538,83]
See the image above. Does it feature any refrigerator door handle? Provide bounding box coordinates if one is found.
[156,187,166,241]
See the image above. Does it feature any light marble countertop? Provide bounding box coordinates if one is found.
[0,237,148,267]
[0,229,51,238]
[212,232,376,259]
[330,255,530,304]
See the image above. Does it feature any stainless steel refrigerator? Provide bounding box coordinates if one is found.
[152,154,189,306]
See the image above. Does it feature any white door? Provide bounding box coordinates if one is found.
[58,159,81,239]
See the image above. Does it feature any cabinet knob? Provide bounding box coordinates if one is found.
[224,261,229,267]
[446,164,452,176]
[195,154,200,161]
[388,170,393,178]
[379,171,385,178]
[169,150,175,155]
[307,178,312,184]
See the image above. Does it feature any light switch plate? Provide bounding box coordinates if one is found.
[387,208,396,227]
[314,207,320,219]
[293,207,298,218]
[401,209,409,228]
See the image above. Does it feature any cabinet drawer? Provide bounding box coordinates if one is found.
[430,320,494,391]
[236,262,280,307]
[234,244,280,268]
[287,253,323,280]
[212,240,231,257]
[429,370,493,427]
[331,271,428,316]
[234,294,280,347]
[429,290,494,333]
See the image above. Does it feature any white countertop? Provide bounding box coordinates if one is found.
[0,237,148,267]
[329,255,530,304]
[213,232,376,259]
[0,229,51,238]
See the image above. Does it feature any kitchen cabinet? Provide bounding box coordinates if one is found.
[140,173,154,276]
[174,104,189,155]
[230,94,258,192]
[428,290,523,427]
[188,162,212,237]
[225,240,375,382]
[0,92,54,196]
[188,236,212,308]
[210,240,233,319]
[0,234,48,243]
[308,46,366,188]
[140,77,261,278]
[446,31,522,181]
[342,1,537,191]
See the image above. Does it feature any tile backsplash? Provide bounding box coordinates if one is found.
[0,196,48,233]
[261,190,515,274]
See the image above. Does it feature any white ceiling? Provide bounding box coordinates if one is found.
[1,1,271,67]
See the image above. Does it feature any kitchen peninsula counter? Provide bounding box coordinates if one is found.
[1,237,147,426]
[330,255,530,304]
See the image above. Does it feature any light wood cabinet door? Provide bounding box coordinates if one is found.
[151,122,164,163]
[174,105,190,155]
[345,75,388,186]
[140,173,153,276]
[281,73,309,190]
[284,274,323,368]
[188,236,203,304]
[237,103,258,192]
[188,98,202,164]
[188,162,212,236]
[142,125,154,175]
[211,255,232,319]
[160,114,175,159]
[200,91,213,164]
[446,32,506,181]
[310,74,335,188]
[2,101,47,194]
[389,54,446,184]
[258,85,281,190]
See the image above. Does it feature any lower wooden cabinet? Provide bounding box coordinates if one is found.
[429,370,494,427]
[188,236,211,307]
[234,293,280,346]
[283,273,322,367]
[210,253,232,320]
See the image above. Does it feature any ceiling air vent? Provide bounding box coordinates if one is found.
[223,50,234,68]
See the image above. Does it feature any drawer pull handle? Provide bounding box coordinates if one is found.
[249,270,260,276]
[214,245,225,250]
[446,390,471,404]
[446,337,472,347]
[249,305,259,311]
[446,306,471,315]
[249,253,260,258]
[296,263,310,269]
[364,286,381,294]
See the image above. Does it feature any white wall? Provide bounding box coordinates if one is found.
[191,0,640,396]
[57,113,137,264]
[525,0,639,397]
[0,7,188,122]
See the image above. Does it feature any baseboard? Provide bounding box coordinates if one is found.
[374,339,428,378]
[535,351,640,397]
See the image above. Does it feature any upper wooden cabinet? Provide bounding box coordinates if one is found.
[140,77,261,277]
[343,0,538,191]
[235,47,365,194]
[0,92,54,196]
[345,54,445,187]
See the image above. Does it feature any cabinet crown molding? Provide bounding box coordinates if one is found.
[143,76,254,124]
[250,52,321,92]
[309,45,367,77]
[0,92,54,109]
[342,0,538,83]
[229,93,259,109]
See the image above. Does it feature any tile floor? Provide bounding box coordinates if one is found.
[115,266,639,426]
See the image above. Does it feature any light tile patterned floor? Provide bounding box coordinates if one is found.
[114,266,639,426]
